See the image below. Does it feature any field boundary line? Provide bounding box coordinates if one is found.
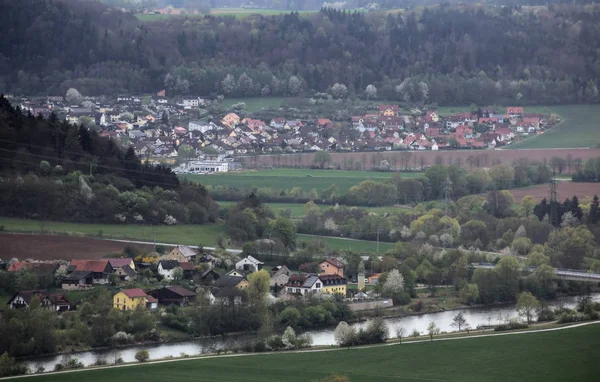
[3,321,598,380]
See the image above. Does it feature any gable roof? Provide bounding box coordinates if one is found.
[178,262,195,271]
[121,288,148,298]
[106,258,133,268]
[239,256,263,265]
[164,286,196,297]
[213,275,245,288]
[320,258,345,269]
[63,270,92,281]
[7,290,68,306]
[70,260,111,273]
[159,260,180,270]
[173,245,196,258]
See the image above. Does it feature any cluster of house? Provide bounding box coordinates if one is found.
[13,93,553,168]
[3,246,350,312]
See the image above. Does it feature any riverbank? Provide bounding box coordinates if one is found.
[6,321,600,381]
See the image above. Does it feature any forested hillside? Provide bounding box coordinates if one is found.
[0,96,218,224]
[1,0,599,105]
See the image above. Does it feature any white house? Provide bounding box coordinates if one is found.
[285,275,322,296]
[188,120,215,133]
[182,97,199,108]
[235,256,264,273]
[158,260,180,280]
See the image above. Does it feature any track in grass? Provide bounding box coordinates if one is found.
[25,324,600,382]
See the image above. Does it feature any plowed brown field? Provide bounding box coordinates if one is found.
[0,234,152,261]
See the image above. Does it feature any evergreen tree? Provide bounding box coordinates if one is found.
[570,195,583,221]
[590,195,600,224]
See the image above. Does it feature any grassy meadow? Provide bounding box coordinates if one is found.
[510,104,600,149]
[0,217,223,247]
[26,324,600,382]
[0,217,392,253]
[182,168,423,193]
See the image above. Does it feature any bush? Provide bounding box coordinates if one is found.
[0,352,28,377]
[494,322,529,331]
[557,312,589,324]
[390,291,411,306]
[357,317,388,345]
[135,350,150,362]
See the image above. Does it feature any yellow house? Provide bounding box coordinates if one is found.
[221,113,240,128]
[113,289,149,311]
[319,274,347,296]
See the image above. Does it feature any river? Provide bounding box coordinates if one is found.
[22,293,599,372]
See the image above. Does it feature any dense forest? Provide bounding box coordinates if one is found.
[0,96,218,224]
[1,0,599,105]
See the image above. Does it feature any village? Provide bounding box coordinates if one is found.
[1,246,384,314]
[12,93,557,172]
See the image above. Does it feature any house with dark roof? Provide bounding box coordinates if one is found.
[198,268,221,286]
[213,275,248,290]
[148,286,197,307]
[285,274,322,296]
[7,290,73,312]
[62,271,94,290]
[158,260,194,280]
[210,287,245,306]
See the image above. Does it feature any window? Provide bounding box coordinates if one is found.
[316,283,321,288]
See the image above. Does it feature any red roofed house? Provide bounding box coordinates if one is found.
[317,118,333,127]
[379,105,399,116]
[319,258,345,277]
[506,107,524,116]
[456,125,473,137]
[66,260,113,286]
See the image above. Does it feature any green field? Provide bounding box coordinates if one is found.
[0,217,223,247]
[222,97,295,112]
[27,324,600,382]
[510,105,600,149]
[183,169,423,193]
[0,217,393,253]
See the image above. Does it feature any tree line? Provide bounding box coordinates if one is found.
[1,2,599,106]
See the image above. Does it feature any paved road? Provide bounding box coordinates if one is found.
[104,238,242,255]
[5,321,599,380]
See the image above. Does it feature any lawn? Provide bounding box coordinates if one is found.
[182,169,423,193]
[509,105,600,149]
[27,324,600,382]
[0,217,223,247]
[222,96,294,113]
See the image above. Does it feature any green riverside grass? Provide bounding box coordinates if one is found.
[25,323,600,382]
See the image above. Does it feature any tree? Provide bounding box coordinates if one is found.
[171,267,184,281]
[134,350,149,362]
[268,217,297,249]
[488,164,514,189]
[282,326,297,349]
[247,269,271,306]
[313,151,332,169]
[518,196,536,218]
[516,292,541,323]
[221,74,235,94]
[177,144,196,164]
[396,327,406,344]
[331,83,348,99]
[334,321,356,347]
[511,237,532,256]
[39,160,51,176]
[365,84,377,99]
[545,226,595,268]
[382,269,404,296]
[451,312,468,331]
[427,322,440,341]
[288,76,302,95]
[459,283,479,304]
[66,88,83,105]
[485,190,514,218]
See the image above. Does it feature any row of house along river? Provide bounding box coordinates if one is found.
[21,293,600,371]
